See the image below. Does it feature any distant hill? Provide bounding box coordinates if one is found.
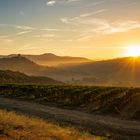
[60,57,140,86]
[0,53,91,66]
[24,53,91,66]
[1,55,140,86]
[0,55,40,74]
[0,55,87,81]
[0,70,62,84]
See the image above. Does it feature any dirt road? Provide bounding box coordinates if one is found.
[0,97,139,140]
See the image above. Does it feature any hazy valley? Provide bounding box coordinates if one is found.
[1,54,140,86]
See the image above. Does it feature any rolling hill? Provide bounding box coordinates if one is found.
[0,55,87,81]
[24,53,91,66]
[1,55,140,86]
[0,70,62,84]
[0,53,91,66]
[60,57,140,86]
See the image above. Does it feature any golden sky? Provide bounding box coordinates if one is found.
[0,0,140,59]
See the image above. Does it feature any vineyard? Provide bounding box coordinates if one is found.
[0,84,140,120]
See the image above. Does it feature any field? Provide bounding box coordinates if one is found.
[0,109,103,140]
[0,84,139,120]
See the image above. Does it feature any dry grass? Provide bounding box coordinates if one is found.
[0,109,103,140]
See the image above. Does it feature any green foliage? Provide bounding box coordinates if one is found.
[0,84,139,120]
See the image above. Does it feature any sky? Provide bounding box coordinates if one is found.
[0,0,140,59]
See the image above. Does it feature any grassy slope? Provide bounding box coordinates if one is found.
[0,84,140,120]
[0,70,62,85]
[0,109,103,140]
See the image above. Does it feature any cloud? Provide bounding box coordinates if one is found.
[35,34,55,38]
[61,17,109,27]
[80,9,107,18]
[77,34,96,41]
[60,13,140,41]
[0,24,35,39]
[0,24,35,31]
[41,27,77,32]
[41,28,60,31]
[60,18,78,25]
[16,25,35,30]
[46,0,81,6]
[17,31,32,35]
[94,20,140,34]
[60,14,140,35]
[60,9,108,25]
[46,0,56,6]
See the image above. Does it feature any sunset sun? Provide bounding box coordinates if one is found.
[126,45,140,57]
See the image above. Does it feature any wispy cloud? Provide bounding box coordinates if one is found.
[46,0,81,6]
[80,9,107,18]
[61,15,140,35]
[41,28,61,31]
[17,30,32,35]
[0,24,35,30]
[60,17,78,25]
[60,8,107,25]
[93,20,140,34]
[0,24,35,39]
[60,12,140,41]
[35,34,55,38]
[16,25,35,30]
[77,34,96,41]
[41,27,77,32]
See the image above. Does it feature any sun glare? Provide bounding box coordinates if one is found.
[126,45,140,57]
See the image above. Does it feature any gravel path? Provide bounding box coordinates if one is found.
[0,97,139,140]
